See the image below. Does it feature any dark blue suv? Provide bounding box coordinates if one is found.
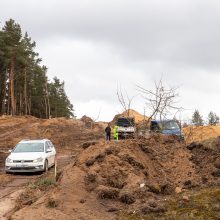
[150,120,184,141]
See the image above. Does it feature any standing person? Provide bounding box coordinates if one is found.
[113,125,119,141]
[105,123,111,141]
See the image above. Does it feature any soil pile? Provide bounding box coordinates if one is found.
[4,116,220,219]
[111,109,148,125]
[0,116,105,154]
[11,134,220,220]
[81,115,95,128]
[183,125,220,143]
[187,138,220,185]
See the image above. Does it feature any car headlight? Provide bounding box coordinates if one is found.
[6,158,13,163]
[33,157,44,163]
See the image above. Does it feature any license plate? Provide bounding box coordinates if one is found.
[16,164,27,167]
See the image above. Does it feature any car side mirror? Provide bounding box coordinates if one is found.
[46,149,52,153]
[8,149,12,153]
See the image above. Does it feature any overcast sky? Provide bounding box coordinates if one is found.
[1,0,220,122]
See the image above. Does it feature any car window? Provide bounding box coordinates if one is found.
[162,121,179,130]
[13,143,44,153]
[151,122,160,131]
[45,142,51,152]
[48,141,54,149]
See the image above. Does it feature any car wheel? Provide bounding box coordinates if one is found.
[44,160,48,172]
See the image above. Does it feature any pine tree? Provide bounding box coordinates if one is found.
[2,19,22,115]
[192,110,203,126]
[208,111,219,126]
[0,29,8,114]
[0,19,74,118]
[48,77,74,118]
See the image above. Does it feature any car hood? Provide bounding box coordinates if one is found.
[7,152,45,160]
[161,129,183,135]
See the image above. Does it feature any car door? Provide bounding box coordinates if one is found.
[49,141,56,165]
[45,142,53,167]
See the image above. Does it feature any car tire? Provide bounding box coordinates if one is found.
[44,160,48,172]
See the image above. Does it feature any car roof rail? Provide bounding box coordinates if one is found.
[21,139,31,141]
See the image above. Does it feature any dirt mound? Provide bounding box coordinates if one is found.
[0,116,104,155]
[13,134,220,219]
[183,125,220,144]
[122,109,147,123]
[187,139,220,185]
[111,109,148,125]
[4,116,220,219]
[77,135,201,197]
[81,115,94,128]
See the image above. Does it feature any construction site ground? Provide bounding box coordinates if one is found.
[0,116,220,219]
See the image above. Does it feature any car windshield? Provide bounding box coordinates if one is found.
[160,121,180,130]
[117,118,134,127]
[13,143,44,153]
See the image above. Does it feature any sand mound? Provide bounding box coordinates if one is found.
[183,125,220,143]
[4,116,220,219]
[111,109,148,126]
[0,116,104,154]
[121,109,147,123]
[12,134,220,219]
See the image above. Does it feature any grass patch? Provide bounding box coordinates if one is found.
[165,188,220,220]
[29,178,56,189]
[118,187,220,220]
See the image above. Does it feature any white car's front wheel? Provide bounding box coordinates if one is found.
[44,160,48,172]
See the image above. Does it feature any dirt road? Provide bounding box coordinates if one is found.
[0,153,73,220]
[0,116,105,219]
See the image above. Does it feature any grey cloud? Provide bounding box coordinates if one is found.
[2,0,220,71]
[1,0,220,120]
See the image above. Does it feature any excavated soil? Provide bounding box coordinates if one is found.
[0,115,105,219]
[0,115,104,154]
[1,116,220,219]
[10,134,220,220]
[183,124,220,143]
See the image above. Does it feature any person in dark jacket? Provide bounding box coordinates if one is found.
[105,123,111,141]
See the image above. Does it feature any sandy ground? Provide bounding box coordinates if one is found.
[183,124,220,143]
[0,115,105,219]
[10,135,220,220]
[0,153,73,219]
[0,116,220,219]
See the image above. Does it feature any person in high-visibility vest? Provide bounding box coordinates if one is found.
[113,125,119,141]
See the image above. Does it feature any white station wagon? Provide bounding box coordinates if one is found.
[5,139,56,173]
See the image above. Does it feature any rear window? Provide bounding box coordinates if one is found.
[151,120,180,131]
[162,121,180,130]
[13,143,44,153]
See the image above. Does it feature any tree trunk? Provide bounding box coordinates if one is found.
[0,72,3,114]
[9,55,16,116]
[28,94,31,115]
[7,80,10,115]
[45,80,50,119]
[44,96,48,119]
[19,91,22,115]
[24,68,28,115]
[1,84,6,115]
[1,68,8,115]
[0,69,6,115]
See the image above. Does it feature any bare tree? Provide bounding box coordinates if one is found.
[116,85,135,117]
[137,78,183,126]
[92,107,102,122]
